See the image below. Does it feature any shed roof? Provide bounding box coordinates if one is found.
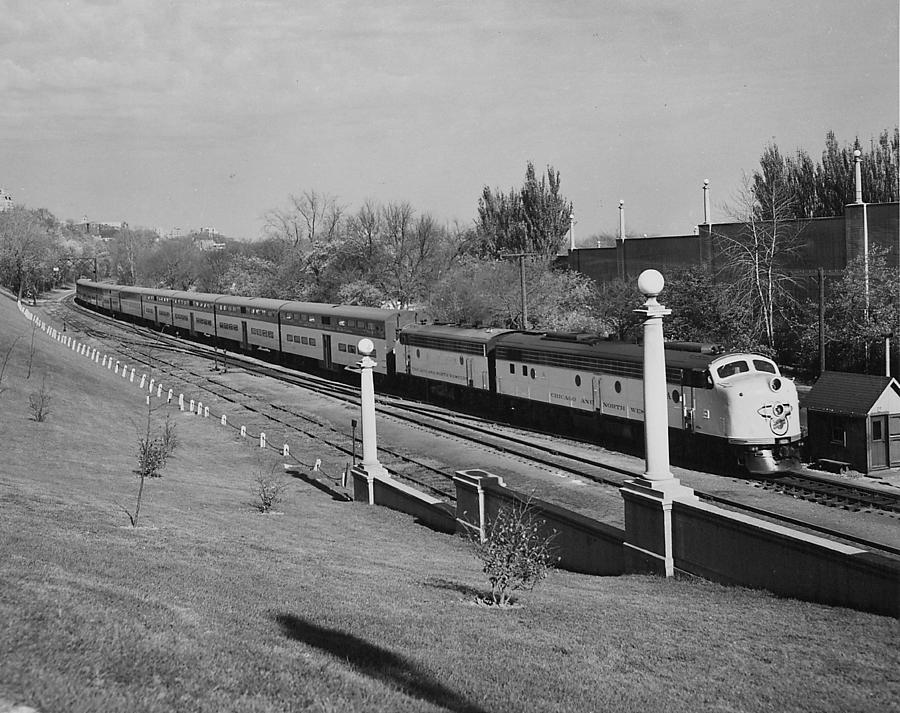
[803,371,900,416]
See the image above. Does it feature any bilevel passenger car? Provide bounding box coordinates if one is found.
[76,279,419,377]
[75,279,803,473]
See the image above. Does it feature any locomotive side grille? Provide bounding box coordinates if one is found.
[495,346,682,382]
[400,333,485,356]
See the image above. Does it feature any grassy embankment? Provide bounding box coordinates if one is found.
[1,295,898,713]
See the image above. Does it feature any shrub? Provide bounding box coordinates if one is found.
[161,413,178,463]
[471,497,557,607]
[28,376,52,422]
[254,466,288,513]
[137,436,167,479]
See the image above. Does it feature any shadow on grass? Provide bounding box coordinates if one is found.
[423,577,484,601]
[274,613,488,713]
[285,468,352,502]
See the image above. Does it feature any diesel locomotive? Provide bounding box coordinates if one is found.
[75,279,803,474]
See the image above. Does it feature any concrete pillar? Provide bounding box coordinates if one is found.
[196,401,202,416]
[122,364,128,378]
[620,269,697,577]
[178,394,184,411]
[189,399,195,413]
[220,414,227,426]
[203,406,209,418]
[140,374,146,389]
[356,338,388,478]
[283,444,290,458]
[115,362,120,375]
[149,379,155,393]
[167,388,174,403]
[157,384,163,398]
[129,368,135,383]
[240,425,246,438]
[260,432,266,449]
[102,355,107,367]
[453,469,507,541]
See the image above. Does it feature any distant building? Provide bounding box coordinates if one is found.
[78,215,128,238]
[0,187,13,212]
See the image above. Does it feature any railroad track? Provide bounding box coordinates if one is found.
[38,295,900,557]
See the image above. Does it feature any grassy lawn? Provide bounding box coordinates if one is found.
[1,299,898,713]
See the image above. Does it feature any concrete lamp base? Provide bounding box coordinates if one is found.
[621,477,698,577]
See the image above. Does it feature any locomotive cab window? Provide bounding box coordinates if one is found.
[716,360,749,379]
[509,363,515,374]
[752,359,777,374]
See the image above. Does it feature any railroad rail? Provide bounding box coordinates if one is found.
[39,294,900,557]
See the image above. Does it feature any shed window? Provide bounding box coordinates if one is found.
[872,420,883,441]
[830,421,846,446]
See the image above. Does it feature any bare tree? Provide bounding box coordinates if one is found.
[263,190,343,249]
[715,177,808,350]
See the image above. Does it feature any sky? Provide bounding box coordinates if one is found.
[1,0,897,242]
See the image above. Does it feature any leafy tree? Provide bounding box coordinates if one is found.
[427,257,601,331]
[109,228,157,285]
[0,206,59,300]
[751,128,899,219]
[337,280,384,306]
[795,246,899,374]
[476,162,572,258]
[663,266,755,349]
[590,278,642,341]
[138,236,202,289]
[521,162,572,256]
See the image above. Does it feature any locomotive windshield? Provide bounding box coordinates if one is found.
[716,360,749,379]
[716,357,779,379]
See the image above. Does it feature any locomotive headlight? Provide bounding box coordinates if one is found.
[773,403,785,417]
[769,377,782,392]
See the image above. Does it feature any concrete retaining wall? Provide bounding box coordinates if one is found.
[672,499,899,617]
[351,467,456,533]
[351,464,898,617]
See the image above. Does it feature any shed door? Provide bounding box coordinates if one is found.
[869,416,888,470]
[890,415,900,467]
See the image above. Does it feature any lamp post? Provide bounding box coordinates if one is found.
[620,269,697,576]
[357,338,387,477]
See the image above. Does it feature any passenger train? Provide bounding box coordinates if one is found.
[75,279,803,474]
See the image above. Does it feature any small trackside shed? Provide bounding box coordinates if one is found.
[803,371,900,474]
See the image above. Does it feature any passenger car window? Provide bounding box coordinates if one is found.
[716,360,749,379]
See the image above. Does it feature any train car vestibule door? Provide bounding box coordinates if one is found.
[241,321,248,351]
[322,334,333,369]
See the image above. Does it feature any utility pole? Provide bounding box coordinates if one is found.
[501,252,537,329]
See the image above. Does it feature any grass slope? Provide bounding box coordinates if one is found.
[1,298,898,713]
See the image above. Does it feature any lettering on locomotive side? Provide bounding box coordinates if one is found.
[550,392,576,402]
[413,367,466,382]
[602,401,626,412]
